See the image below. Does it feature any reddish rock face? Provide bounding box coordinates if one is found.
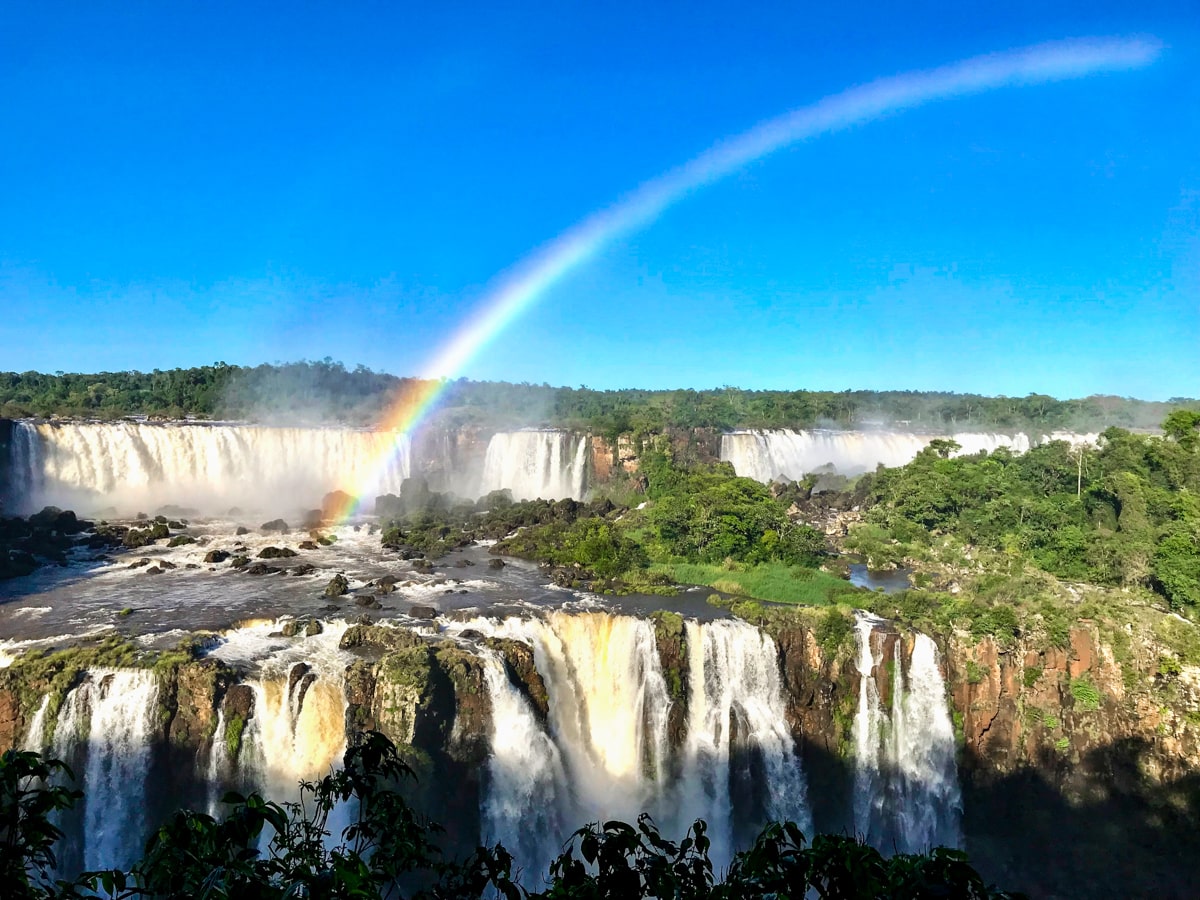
[0,689,21,750]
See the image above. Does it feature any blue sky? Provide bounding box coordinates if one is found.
[1,1,1197,399]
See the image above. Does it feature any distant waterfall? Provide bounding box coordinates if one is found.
[678,619,810,865]
[853,619,961,852]
[721,429,1097,482]
[50,670,161,871]
[8,420,411,515]
[479,431,589,501]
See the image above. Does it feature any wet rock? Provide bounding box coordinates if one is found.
[412,558,434,574]
[301,509,324,530]
[376,574,400,588]
[323,574,350,597]
[167,535,195,547]
[145,566,164,575]
[257,546,298,560]
[204,549,230,564]
[235,526,250,536]
[185,563,200,569]
[305,619,324,637]
[260,519,289,534]
[340,624,427,652]
[230,555,250,568]
[288,662,311,697]
[354,594,383,609]
[158,559,177,570]
[409,604,438,619]
[224,684,255,721]
[129,557,153,569]
[453,559,475,568]
[29,506,83,534]
[487,558,506,570]
[298,541,319,551]
[244,563,279,576]
[281,620,302,637]
[291,563,317,576]
[458,629,484,641]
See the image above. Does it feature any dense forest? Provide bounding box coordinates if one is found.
[1,361,1193,432]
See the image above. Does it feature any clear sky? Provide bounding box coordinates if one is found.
[2,1,1197,399]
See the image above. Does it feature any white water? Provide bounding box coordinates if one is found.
[9,420,412,515]
[479,431,589,501]
[852,619,961,852]
[51,669,161,871]
[459,611,810,873]
[678,619,810,866]
[22,694,50,751]
[721,429,1098,482]
[479,649,566,879]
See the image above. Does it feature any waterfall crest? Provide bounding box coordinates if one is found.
[852,618,962,853]
[9,420,411,514]
[479,431,589,501]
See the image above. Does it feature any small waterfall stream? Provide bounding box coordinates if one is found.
[852,617,962,852]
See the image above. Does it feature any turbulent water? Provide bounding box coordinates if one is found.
[8,420,413,515]
[479,430,590,501]
[852,617,961,852]
[721,429,1097,482]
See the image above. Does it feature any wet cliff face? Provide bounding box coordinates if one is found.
[4,615,1199,898]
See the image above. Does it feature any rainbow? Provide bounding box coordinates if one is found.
[328,36,1160,521]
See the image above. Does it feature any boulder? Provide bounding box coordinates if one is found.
[453,559,475,568]
[305,619,324,637]
[291,563,318,576]
[321,491,353,521]
[244,563,279,576]
[323,574,350,597]
[204,549,230,564]
[257,546,298,560]
[487,558,506,570]
[298,541,319,551]
[230,555,250,568]
[409,604,438,619]
[167,535,195,547]
[128,557,153,569]
[235,526,250,536]
[260,519,289,534]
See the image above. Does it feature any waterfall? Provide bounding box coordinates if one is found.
[22,694,51,751]
[721,429,1096,482]
[479,649,566,880]
[49,670,161,871]
[852,619,961,852]
[236,668,348,799]
[678,619,810,866]
[9,420,411,515]
[479,431,589,501]
[459,611,809,874]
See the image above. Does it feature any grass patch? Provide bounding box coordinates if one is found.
[657,561,864,606]
[1070,675,1102,711]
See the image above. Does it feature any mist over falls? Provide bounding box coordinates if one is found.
[3,419,1099,516]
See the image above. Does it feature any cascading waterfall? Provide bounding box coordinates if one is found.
[479,431,589,501]
[721,429,1097,482]
[678,619,810,867]
[478,649,566,879]
[49,670,161,871]
[8,420,411,515]
[852,618,961,853]
[461,611,810,874]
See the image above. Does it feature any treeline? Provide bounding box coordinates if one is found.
[856,412,1200,611]
[3,735,1020,900]
[1,361,1194,432]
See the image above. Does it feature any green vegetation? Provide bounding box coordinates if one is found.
[855,420,1200,611]
[0,734,1021,900]
[1069,675,1103,711]
[2,361,1192,431]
